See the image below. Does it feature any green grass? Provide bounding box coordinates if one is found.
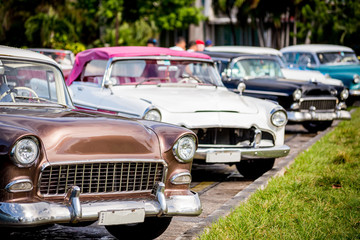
[198,108,360,240]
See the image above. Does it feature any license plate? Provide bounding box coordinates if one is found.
[316,113,334,120]
[98,208,145,226]
[206,151,241,163]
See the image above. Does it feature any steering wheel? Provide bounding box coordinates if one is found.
[179,75,201,84]
[0,86,39,102]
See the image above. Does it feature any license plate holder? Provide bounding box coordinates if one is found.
[206,151,241,163]
[98,208,145,226]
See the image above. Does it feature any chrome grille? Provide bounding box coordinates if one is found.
[193,128,274,146]
[299,98,337,110]
[39,160,165,196]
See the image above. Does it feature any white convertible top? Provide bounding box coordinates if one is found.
[205,46,282,56]
[281,44,354,53]
[0,45,58,65]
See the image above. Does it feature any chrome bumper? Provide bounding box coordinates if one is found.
[287,110,351,122]
[194,144,290,162]
[0,184,201,227]
[349,89,360,96]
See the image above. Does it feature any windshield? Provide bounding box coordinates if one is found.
[317,51,359,64]
[0,58,72,107]
[108,59,223,86]
[230,59,284,78]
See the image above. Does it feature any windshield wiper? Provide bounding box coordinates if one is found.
[13,96,68,107]
[135,77,170,87]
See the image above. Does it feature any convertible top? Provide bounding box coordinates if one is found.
[66,46,211,85]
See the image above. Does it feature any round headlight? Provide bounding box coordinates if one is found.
[143,109,161,121]
[172,135,197,163]
[353,74,360,84]
[271,110,288,127]
[293,89,302,101]
[340,89,349,100]
[11,137,39,167]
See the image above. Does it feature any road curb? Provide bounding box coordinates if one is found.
[176,120,344,240]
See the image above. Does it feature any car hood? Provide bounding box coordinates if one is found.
[281,68,343,86]
[0,107,161,162]
[112,85,258,114]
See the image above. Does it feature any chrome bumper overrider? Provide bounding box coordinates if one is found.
[287,110,351,122]
[0,184,201,227]
[194,144,290,161]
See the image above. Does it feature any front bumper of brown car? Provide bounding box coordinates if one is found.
[0,183,201,227]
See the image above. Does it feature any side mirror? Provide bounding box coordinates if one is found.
[237,82,246,95]
[104,79,114,95]
[104,79,113,89]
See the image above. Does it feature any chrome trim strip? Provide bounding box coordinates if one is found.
[244,89,289,97]
[112,56,213,63]
[299,96,338,102]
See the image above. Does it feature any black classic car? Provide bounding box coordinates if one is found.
[205,51,351,132]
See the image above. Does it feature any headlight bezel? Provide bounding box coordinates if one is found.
[353,74,360,84]
[270,108,288,127]
[293,89,302,101]
[340,89,349,100]
[143,108,162,122]
[172,135,197,163]
[10,136,40,168]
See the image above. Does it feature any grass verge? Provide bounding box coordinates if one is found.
[198,108,360,240]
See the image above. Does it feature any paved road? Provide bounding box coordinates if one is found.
[6,124,320,240]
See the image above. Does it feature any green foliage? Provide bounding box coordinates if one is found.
[198,108,360,239]
[103,18,158,46]
[25,7,77,48]
[0,0,204,48]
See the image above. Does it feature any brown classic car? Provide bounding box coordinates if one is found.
[0,46,201,239]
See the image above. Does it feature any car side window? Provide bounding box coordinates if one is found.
[81,60,108,85]
[231,61,246,78]
[283,52,297,65]
[296,53,316,69]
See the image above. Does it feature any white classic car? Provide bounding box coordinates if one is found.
[205,46,344,86]
[67,46,290,178]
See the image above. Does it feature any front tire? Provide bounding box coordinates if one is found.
[236,158,275,179]
[105,217,172,240]
[302,120,333,133]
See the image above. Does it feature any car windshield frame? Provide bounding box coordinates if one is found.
[316,51,359,65]
[101,58,224,87]
[0,57,73,108]
[229,58,285,79]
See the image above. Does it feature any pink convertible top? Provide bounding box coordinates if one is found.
[66,46,211,85]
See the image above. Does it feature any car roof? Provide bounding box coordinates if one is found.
[0,45,59,65]
[204,51,279,61]
[205,46,282,56]
[28,48,74,54]
[67,46,212,85]
[280,44,355,53]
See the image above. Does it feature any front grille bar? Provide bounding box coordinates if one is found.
[38,159,167,197]
[299,97,337,111]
